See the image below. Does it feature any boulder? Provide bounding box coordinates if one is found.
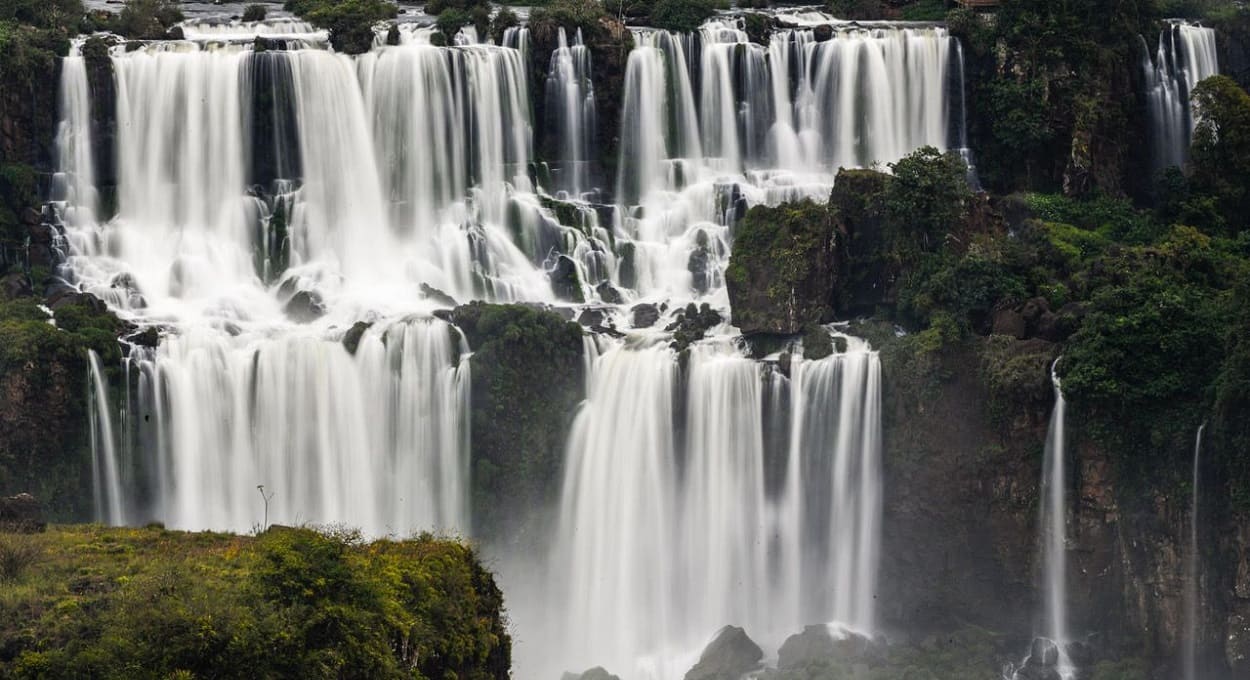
[549,255,585,303]
[284,290,325,323]
[684,626,763,680]
[0,494,46,533]
[561,668,620,680]
[667,303,723,351]
[0,272,32,301]
[778,625,838,670]
[688,229,713,295]
[578,308,606,327]
[342,321,373,355]
[595,281,624,305]
[631,303,660,329]
[778,625,882,671]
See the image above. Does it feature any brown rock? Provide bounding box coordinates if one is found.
[0,494,46,533]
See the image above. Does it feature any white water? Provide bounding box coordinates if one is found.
[614,17,962,304]
[87,349,124,525]
[531,334,882,679]
[1142,22,1219,171]
[52,41,97,226]
[49,15,937,678]
[545,28,597,200]
[1183,424,1205,680]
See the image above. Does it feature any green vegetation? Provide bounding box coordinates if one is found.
[725,199,838,335]
[826,0,883,20]
[0,525,510,679]
[113,0,184,39]
[1189,75,1250,232]
[529,0,609,37]
[443,303,585,543]
[647,0,716,33]
[242,3,268,22]
[427,0,492,41]
[284,0,398,54]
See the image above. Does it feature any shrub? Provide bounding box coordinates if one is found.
[490,6,519,43]
[114,0,184,39]
[529,0,608,38]
[885,146,971,260]
[242,3,268,21]
[827,0,882,20]
[302,0,398,54]
[1190,75,1250,234]
[648,0,715,33]
[0,534,39,582]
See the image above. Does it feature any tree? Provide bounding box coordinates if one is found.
[1190,75,1250,233]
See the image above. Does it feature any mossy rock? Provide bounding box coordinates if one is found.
[726,200,840,335]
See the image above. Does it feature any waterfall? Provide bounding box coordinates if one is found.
[534,334,882,679]
[87,349,124,525]
[1017,360,1074,680]
[113,320,470,535]
[53,40,97,226]
[545,28,597,199]
[613,17,961,302]
[1184,424,1206,680]
[1142,22,1219,171]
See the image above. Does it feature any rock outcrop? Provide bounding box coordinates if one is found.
[684,626,763,680]
[0,493,45,533]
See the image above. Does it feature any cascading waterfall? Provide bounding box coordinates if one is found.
[538,334,882,679]
[116,320,470,535]
[53,40,96,226]
[544,28,597,199]
[1142,21,1219,171]
[49,14,948,679]
[613,15,962,302]
[1184,424,1206,680]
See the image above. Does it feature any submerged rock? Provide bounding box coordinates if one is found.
[284,290,325,323]
[420,283,457,308]
[631,303,660,328]
[595,281,624,304]
[684,626,763,680]
[341,321,373,355]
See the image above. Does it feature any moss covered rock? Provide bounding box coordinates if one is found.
[726,200,840,335]
[444,303,585,545]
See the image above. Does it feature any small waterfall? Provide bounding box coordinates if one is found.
[1183,424,1206,680]
[53,40,97,225]
[544,28,597,199]
[536,334,882,679]
[87,349,124,525]
[1012,361,1074,680]
[1142,22,1219,171]
[1041,361,1073,680]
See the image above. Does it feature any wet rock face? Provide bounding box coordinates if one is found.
[283,289,325,323]
[684,626,763,680]
[0,493,45,533]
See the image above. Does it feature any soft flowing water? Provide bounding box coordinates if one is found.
[1184,424,1206,680]
[1142,21,1219,171]
[50,13,957,678]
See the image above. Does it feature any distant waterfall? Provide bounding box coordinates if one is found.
[1142,22,1219,171]
[1041,362,1073,679]
[544,28,597,199]
[1184,424,1206,680]
[540,335,882,678]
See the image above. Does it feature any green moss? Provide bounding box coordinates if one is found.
[726,199,838,335]
[647,0,715,33]
[446,303,585,543]
[0,525,510,679]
